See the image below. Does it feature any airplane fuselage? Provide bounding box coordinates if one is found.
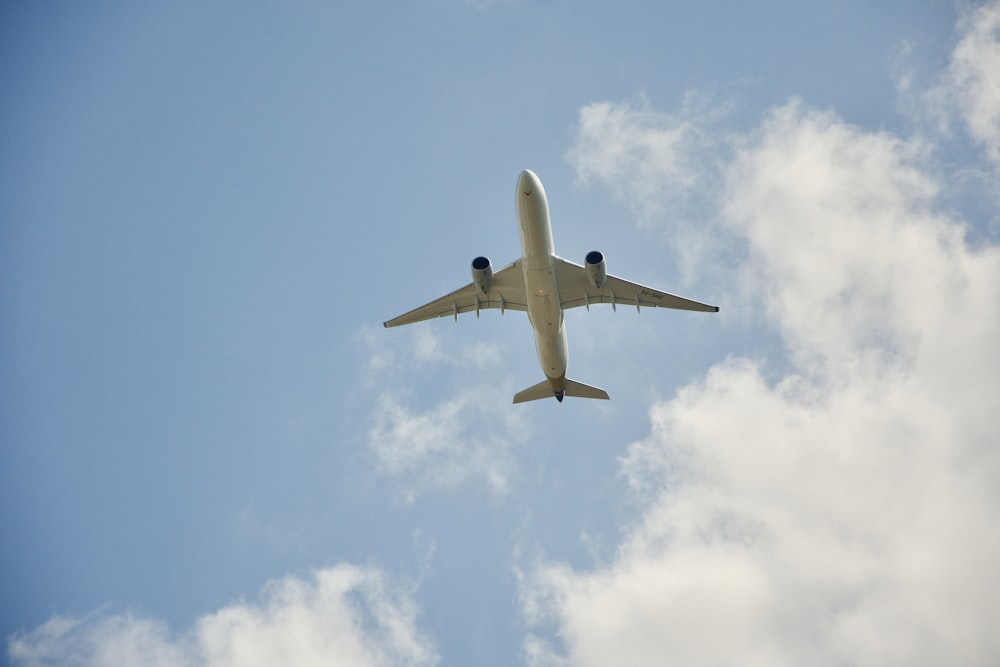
[383,168,719,403]
[515,170,569,397]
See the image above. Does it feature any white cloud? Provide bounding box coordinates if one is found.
[360,325,526,498]
[358,325,503,380]
[940,0,1000,165]
[368,388,528,499]
[408,327,502,369]
[8,565,438,667]
[566,93,728,227]
[528,93,1000,666]
[565,93,736,284]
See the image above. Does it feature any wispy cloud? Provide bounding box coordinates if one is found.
[357,325,503,382]
[529,18,1000,665]
[566,92,729,228]
[565,92,735,283]
[359,325,527,499]
[9,565,438,667]
[368,388,527,499]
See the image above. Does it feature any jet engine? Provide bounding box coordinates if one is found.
[471,256,493,293]
[585,250,607,288]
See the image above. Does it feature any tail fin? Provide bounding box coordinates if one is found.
[512,378,610,404]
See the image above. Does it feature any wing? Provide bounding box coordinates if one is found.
[554,257,719,313]
[384,260,528,327]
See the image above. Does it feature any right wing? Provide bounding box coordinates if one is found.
[384,260,528,327]
[554,257,719,313]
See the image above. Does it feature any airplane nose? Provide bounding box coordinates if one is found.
[518,169,539,196]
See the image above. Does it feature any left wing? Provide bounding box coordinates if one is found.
[554,257,719,313]
[384,260,528,327]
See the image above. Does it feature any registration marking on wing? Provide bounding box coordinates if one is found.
[640,289,664,301]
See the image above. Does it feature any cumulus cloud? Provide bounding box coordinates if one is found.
[8,564,437,667]
[938,0,1000,165]
[532,64,1000,667]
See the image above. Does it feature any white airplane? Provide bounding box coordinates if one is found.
[384,170,719,403]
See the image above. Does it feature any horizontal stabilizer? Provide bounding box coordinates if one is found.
[564,379,610,400]
[512,378,610,403]
[513,380,553,404]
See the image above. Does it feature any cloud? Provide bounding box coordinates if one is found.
[407,327,502,369]
[938,0,1000,165]
[358,325,503,381]
[566,93,729,227]
[530,84,1000,667]
[564,93,737,284]
[368,387,527,499]
[8,564,438,667]
[360,326,527,498]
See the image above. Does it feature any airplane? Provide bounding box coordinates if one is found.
[384,169,719,404]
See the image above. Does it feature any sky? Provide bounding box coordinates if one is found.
[2,1,999,665]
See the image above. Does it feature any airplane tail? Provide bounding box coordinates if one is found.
[513,378,610,404]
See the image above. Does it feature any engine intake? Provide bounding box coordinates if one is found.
[471,256,493,293]
[585,250,607,288]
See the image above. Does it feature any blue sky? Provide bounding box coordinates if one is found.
[2,2,999,665]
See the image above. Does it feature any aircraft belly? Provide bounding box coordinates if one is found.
[534,327,568,380]
[386,169,717,403]
[516,196,554,259]
[523,265,561,331]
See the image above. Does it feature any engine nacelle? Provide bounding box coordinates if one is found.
[585,250,607,288]
[471,256,493,293]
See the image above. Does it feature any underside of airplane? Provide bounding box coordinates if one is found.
[384,170,718,403]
